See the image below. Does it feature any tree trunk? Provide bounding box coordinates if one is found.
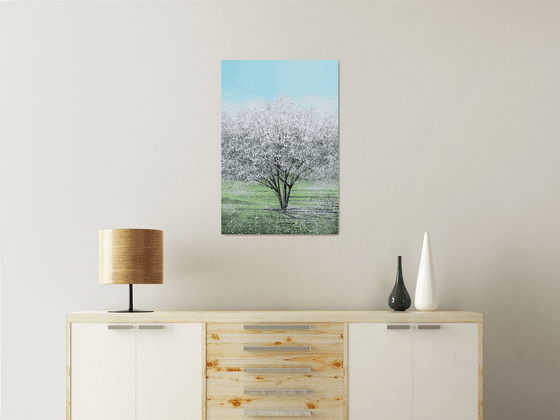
[269,174,294,210]
[285,185,292,208]
[282,183,288,209]
[275,182,290,210]
[277,190,285,209]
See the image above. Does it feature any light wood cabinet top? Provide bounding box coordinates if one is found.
[67,310,482,323]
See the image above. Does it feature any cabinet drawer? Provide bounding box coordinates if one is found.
[208,369,344,388]
[207,323,343,354]
[207,387,344,420]
[206,323,345,420]
[208,322,343,342]
[208,397,344,420]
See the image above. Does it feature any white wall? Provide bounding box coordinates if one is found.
[1,2,560,419]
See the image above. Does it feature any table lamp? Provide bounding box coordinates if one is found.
[99,228,163,313]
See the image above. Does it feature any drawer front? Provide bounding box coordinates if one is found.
[207,323,345,420]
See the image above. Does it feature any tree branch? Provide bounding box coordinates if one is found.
[257,178,277,192]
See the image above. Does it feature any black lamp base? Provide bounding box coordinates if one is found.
[108,309,154,313]
[108,284,153,313]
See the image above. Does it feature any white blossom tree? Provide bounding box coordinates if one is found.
[221,96,338,210]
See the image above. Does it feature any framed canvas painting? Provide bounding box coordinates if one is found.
[221,60,339,234]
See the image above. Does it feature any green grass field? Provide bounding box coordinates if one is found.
[221,180,339,234]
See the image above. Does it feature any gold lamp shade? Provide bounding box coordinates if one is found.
[99,228,163,312]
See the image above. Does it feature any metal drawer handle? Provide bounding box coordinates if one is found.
[244,410,312,417]
[243,346,311,352]
[138,325,164,330]
[243,389,312,395]
[417,325,441,329]
[386,325,410,330]
[244,368,311,373]
[107,325,133,330]
[243,325,311,330]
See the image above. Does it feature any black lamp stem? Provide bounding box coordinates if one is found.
[108,283,152,313]
[129,284,133,312]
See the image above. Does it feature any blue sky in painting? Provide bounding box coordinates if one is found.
[221,60,338,112]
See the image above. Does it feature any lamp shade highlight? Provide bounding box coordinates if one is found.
[99,229,163,285]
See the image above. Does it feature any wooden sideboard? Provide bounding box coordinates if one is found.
[66,311,482,420]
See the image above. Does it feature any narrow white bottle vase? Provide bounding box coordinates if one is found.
[415,232,439,311]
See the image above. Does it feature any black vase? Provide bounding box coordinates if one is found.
[388,256,411,311]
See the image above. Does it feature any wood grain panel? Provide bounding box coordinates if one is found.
[478,322,483,420]
[66,322,71,420]
[207,357,344,376]
[67,311,483,324]
[207,323,344,420]
[209,334,342,344]
[208,387,342,400]
[342,322,348,420]
[208,395,344,410]
[208,407,343,420]
[202,323,207,420]
[208,411,342,420]
[243,389,313,395]
[208,346,343,361]
[244,410,312,417]
[209,402,343,420]
[209,322,343,335]
[207,374,343,389]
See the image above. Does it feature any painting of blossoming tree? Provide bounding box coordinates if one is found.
[221,60,339,234]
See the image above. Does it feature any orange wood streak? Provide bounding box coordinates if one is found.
[228,397,252,407]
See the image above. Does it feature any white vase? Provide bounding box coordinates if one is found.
[415,232,439,311]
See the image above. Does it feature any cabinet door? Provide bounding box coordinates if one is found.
[413,323,478,420]
[348,323,413,420]
[72,323,136,420]
[136,323,203,420]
